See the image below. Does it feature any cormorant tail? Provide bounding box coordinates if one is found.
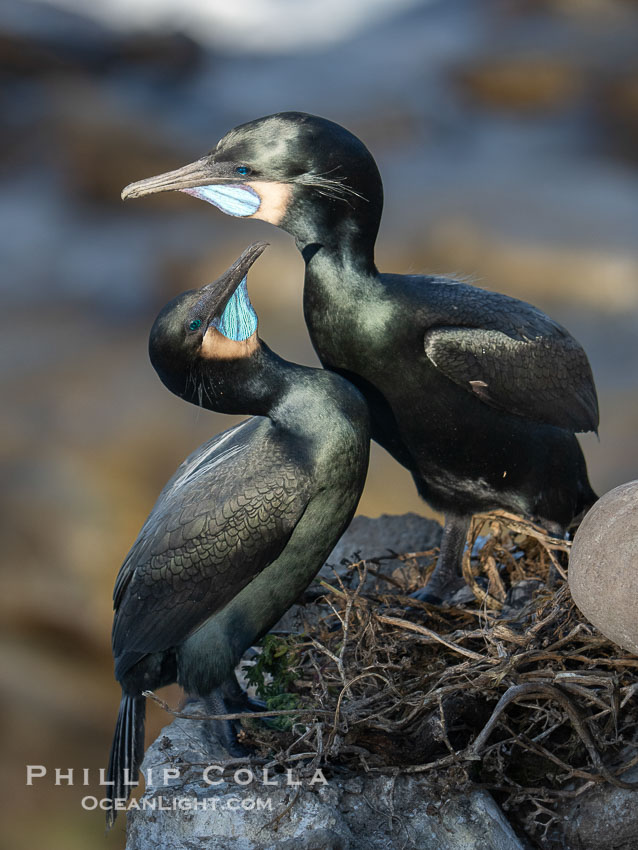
[105,693,146,829]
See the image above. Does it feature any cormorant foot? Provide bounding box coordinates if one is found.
[404,514,471,607]
[220,674,266,714]
[201,716,249,759]
[408,586,443,605]
[408,575,467,606]
[201,690,250,758]
[242,694,267,713]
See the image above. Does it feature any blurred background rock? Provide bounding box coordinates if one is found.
[1,0,637,847]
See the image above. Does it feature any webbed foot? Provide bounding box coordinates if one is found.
[408,513,471,606]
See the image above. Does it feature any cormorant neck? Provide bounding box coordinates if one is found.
[283,185,382,277]
[193,342,316,420]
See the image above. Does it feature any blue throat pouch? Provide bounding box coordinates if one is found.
[214,277,258,341]
[183,184,260,217]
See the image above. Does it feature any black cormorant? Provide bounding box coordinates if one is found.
[122,113,599,602]
[106,241,370,825]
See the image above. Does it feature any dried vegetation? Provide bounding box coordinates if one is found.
[149,512,638,847]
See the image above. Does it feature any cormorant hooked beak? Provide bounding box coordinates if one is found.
[122,156,225,199]
[122,157,263,218]
[191,241,268,332]
[122,146,297,223]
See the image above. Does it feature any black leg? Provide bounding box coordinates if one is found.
[410,513,471,604]
[202,688,247,758]
[220,671,266,713]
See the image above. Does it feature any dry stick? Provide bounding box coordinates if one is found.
[543,545,568,581]
[614,751,638,777]
[265,751,320,767]
[339,549,438,583]
[485,553,507,602]
[323,578,476,632]
[557,682,615,713]
[544,623,592,652]
[361,781,409,846]
[362,566,408,590]
[531,718,569,745]
[502,721,602,784]
[528,604,565,637]
[380,594,471,623]
[478,510,572,553]
[143,690,331,720]
[284,724,316,758]
[336,562,365,682]
[261,787,302,832]
[437,693,457,757]
[328,671,393,750]
[319,579,359,602]
[462,525,503,612]
[476,779,596,800]
[309,638,343,674]
[467,682,638,790]
[563,655,638,669]
[375,614,489,662]
[399,752,460,775]
[461,512,571,608]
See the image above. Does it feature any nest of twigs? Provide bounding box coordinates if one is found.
[237,511,638,847]
[146,511,638,847]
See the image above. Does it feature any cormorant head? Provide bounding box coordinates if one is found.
[122,112,383,261]
[149,241,267,408]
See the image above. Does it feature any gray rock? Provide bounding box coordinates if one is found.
[569,480,638,654]
[557,763,638,850]
[125,710,525,850]
[322,512,442,571]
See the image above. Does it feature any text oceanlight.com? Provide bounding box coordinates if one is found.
[82,795,273,812]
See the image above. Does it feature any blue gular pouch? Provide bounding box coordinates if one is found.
[182,185,261,217]
[214,277,258,341]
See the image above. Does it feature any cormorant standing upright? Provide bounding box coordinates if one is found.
[106,242,370,825]
[122,113,598,602]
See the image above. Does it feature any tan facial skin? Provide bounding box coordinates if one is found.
[245,181,293,226]
[201,327,259,360]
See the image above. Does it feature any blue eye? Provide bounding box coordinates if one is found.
[236,166,249,176]
[188,318,202,331]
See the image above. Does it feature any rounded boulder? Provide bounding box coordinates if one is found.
[569,480,638,654]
